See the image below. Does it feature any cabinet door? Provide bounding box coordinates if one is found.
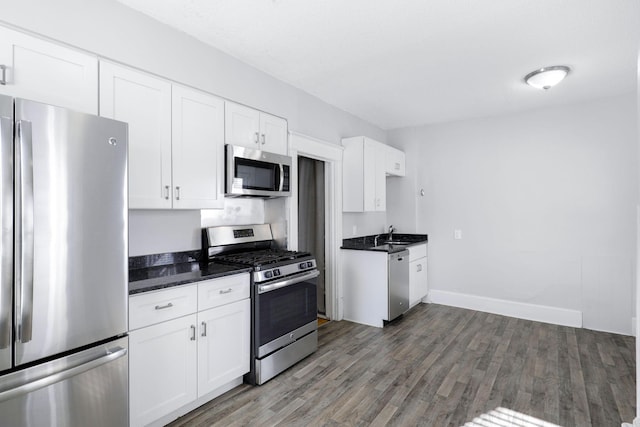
[172,85,224,209]
[385,145,406,177]
[0,26,98,114]
[100,62,172,209]
[374,144,387,211]
[259,112,288,155]
[224,101,260,149]
[363,138,386,211]
[197,299,250,397]
[129,314,197,427]
[409,257,428,307]
[363,139,378,211]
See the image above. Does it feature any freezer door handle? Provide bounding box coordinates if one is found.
[0,346,127,403]
[15,120,34,343]
[0,115,12,350]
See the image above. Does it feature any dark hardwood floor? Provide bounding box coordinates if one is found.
[168,303,636,426]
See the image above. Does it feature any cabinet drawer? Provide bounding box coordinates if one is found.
[129,284,198,330]
[408,244,427,261]
[198,273,250,311]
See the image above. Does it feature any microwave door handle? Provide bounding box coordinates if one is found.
[279,164,285,192]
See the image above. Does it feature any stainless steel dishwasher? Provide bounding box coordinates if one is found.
[388,249,410,321]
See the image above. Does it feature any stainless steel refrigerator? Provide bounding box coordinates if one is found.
[0,94,129,426]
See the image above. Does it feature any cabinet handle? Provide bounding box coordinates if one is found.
[164,185,170,200]
[190,325,196,341]
[219,288,233,294]
[175,186,180,200]
[261,133,266,145]
[201,321,207,337]
[417,264,422,272]
[154,302,173,310]
[254,131,260,144]
[0,65,6,85]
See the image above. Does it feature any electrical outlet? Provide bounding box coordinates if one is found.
[454,229,462,240]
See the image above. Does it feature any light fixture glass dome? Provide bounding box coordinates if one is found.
[524,65,570,90]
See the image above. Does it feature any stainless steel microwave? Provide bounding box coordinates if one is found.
[225,144,291,197]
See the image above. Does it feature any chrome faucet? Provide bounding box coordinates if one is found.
[374,234,382,246]
[388,225,395,241]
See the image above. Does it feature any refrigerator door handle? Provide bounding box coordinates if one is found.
[15,119,34,343]
[0,346,128,403]
[0,115,12,350]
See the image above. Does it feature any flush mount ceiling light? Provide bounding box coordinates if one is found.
[524,65,571,90]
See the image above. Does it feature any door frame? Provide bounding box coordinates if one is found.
[288,131,343,321]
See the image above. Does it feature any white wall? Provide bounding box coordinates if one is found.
[0,0,386,256]
[388,95,638,335]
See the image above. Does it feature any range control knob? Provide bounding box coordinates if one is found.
[299,262,307,269]
[265,271,273,279]
[273,269,281,276]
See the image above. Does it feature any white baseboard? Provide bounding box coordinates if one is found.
[429,290,582,328]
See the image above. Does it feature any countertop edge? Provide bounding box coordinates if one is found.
[340,240,428,253]
[128,266,252,295]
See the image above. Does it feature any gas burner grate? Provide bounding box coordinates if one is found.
[213,249,311,267]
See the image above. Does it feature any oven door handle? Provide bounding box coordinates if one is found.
[258,270,320,294]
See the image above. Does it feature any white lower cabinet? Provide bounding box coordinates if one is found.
[408,244,428,307]
[129,273,250,427]
[197,299,250,396]
[130,314,198,427]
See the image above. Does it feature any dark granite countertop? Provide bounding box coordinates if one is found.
[128,250,251,295]
[341,233,428,254]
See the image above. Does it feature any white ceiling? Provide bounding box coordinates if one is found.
[116,0,639,130]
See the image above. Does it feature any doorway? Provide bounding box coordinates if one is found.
[297,156,326,316]
[288,131,344,322]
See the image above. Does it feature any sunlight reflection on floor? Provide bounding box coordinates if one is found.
[463,407,561,427]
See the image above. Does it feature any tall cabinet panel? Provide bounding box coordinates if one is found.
[172,85,224,209]
[99,62,172,209]
[0,26,98,114]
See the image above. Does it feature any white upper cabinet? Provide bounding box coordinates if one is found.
[343,136,392,212]
[172,85,224,209]
[384,144,406,177]
[225,101,288,155]
[100,62,224,210]
[0,26,98,114]
[224,102,260,147]
[259,112,288,155]
[100,61,173,209]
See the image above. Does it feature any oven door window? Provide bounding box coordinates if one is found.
[256,279,317,347]
[235,158,279,191]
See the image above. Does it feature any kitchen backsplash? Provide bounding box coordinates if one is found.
[129,197,288,257]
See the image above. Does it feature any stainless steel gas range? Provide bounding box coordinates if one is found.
[203,224,319,385]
